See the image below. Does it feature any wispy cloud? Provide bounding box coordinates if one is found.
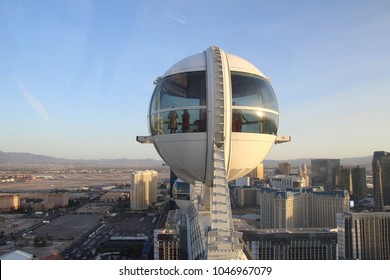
[14,75,51,124]
[158,10,188,24]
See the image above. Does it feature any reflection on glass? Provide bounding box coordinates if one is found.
[150,71,206,112]
[173,181,191,200]
[232,108,248,132]
[167,109,178,133]
[231,72,278,112]
[232,109,278,135]
[181,109,190,133]
[149,70,279,135]
[150,109,207,135]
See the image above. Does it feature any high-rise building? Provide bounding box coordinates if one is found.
[311,159,340,189]
[154,209,181,260]
[372,151,390,211]
[373,160,384,211]
[233,187,257,207]
[246,163,264,186]
[242,228,338,260]
[235,177,250,187]
[337,212,390,260]
[269,175,293,189]
[149,170,158,205]
[130,170,158,210]
[336,166,367,202]
[258,188,349,229]
[299,163,310,187]
[256,164,264,179]
[351,166,367,201]
[277,162,291,176]
[336,167,352,193]
[154,205,205,260]
[258,190,295,228]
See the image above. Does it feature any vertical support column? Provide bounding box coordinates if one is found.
[205,46,245,259]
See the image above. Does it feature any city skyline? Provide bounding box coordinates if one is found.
[1,1,389,160]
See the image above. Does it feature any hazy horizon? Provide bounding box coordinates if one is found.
[0,149,376,162]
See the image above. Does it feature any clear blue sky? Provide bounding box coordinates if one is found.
[1,0,389,160]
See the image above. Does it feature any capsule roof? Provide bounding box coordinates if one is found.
[162,49,267,79]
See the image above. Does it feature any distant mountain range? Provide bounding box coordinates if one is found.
[0,151,373,169]
[0,151,163,167]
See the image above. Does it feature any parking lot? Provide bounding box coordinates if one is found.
[60,212,159,259]
[0,210,161,259]
[33,214,103,240]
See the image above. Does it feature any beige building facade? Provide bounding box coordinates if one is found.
[130,170,158,210]
[337,212,390,260]
[0,194,20,211]
[259,188,349,229]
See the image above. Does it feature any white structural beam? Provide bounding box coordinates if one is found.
[205,46,246,260]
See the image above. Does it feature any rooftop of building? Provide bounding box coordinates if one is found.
[165,209,182,229]
[242,228,337,234]
[260,187,349,198]
[341,211,390,217]
[0,250,34,260]
[233,218,257,232]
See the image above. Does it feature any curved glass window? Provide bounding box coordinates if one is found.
[149,71,206,135]
[232,109,278,134]
[231,72,278,112]
[150,109,207,135]
[150,71,206,112]
[173,180,191,200]
[231,72,279,134]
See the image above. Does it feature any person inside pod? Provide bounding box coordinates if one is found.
[167,108,178,133]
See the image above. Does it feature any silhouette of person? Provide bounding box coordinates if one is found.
[199,110,207,132]
[181,110,190,133]
[168,108,178,133]
[232,103,248,132]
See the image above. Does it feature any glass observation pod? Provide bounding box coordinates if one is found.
[171,179,192,210]
[143,46,286,186]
